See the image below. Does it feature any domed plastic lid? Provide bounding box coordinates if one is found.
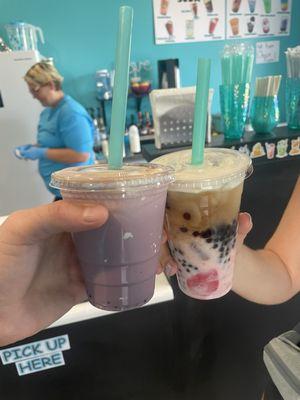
[50,163,175,192]
[153,148,252,191]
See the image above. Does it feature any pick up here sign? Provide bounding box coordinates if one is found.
[0,335,70,376]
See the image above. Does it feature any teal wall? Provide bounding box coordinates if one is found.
[1,0,299,120]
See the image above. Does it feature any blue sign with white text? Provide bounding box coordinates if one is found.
[0,335,70,376]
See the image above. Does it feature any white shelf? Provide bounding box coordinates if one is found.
[48,273,173,329]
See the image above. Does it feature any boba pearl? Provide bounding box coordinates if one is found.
[201,229,212,238]
[183,212,191,220]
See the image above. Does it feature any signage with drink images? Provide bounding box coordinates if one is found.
[230,135,300,163]
[226,0,292,39]
[153,0,225,44]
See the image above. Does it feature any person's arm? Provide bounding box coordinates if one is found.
[233,177,300,304]
[17,146,89,163]
[19,111,94,163]
[46,148,89,163]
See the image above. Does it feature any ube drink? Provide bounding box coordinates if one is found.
[154,148,252,300]
[50,163,174,311]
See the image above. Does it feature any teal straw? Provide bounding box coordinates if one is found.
[245,52,254,83]
[108,6,133,170]
[222,56,230,85]
[191,58,211,165]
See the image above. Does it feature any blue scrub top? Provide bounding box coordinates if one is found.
[37,95,95,197]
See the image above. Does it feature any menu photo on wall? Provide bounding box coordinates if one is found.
[226,0,292,39]
[153,0,225,45]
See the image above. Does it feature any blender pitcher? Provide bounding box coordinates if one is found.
[26,24,44,51]
[5,22,44,51]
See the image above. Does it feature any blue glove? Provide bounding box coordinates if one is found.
[13,144,32,159]
[20,146,48,160]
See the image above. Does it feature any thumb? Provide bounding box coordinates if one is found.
[3,200,108,245]
[236,212,253,248]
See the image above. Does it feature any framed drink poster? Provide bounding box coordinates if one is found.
[152,0,226,44]
[226,0,292,39]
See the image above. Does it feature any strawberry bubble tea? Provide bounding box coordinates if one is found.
[154,148,252,300]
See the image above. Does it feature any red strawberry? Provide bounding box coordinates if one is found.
[187,269,219,295]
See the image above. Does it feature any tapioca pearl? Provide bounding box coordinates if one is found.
[220,246,225,253]
[201,229,212,238]
[213,243,218,249]
[206,238,213,243]
[192,231,200,237]
[186,268,191,273]
[225,225,232,235]
[217,224,226,236]
[180,227,188,233]
[183,212,191,220]
[178,249,184,255]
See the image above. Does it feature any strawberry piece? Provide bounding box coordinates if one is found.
[187,269,219,295]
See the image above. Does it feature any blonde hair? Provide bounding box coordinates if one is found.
[24,61,64,90]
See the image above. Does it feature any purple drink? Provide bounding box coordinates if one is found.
[50,163,174,311]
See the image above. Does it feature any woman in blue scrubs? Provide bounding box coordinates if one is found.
[15,61,95,200]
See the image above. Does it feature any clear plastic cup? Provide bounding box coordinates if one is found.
[153,148,252,300]
[50,163,174,311]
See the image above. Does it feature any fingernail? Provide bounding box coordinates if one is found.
[244,212,253,225]
[83,207,101,222]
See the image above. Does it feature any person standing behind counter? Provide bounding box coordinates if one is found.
[14,61,95,200]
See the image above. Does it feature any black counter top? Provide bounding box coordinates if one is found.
[142,125,300,163]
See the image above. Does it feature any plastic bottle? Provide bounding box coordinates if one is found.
[129,124,141,153]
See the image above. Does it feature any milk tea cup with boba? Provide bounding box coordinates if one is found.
[154,148,252,300]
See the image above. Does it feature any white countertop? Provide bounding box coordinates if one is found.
[0,215,174,328]
[49,273,173,328]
